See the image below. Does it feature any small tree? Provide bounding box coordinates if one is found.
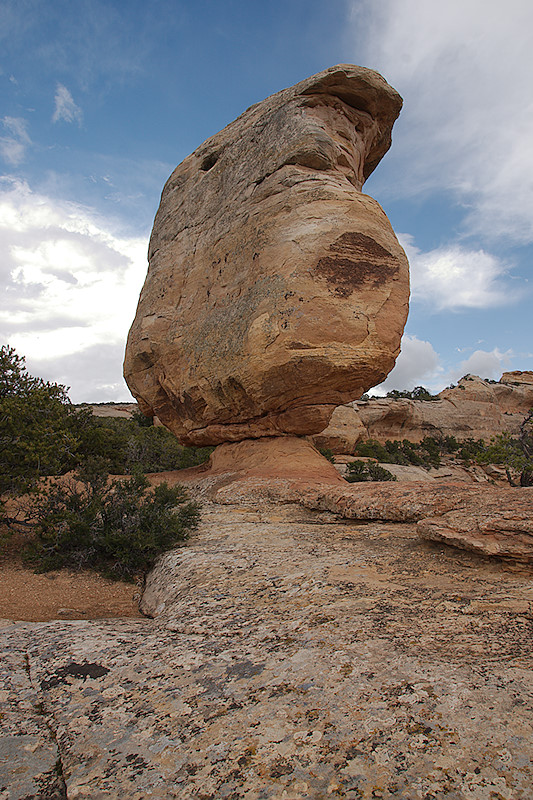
[0,346,81,504]
[24,461,200,580]
[386,386,438,401]
[345,461,397,482]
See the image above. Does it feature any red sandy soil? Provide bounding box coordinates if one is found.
[0,526,143,622]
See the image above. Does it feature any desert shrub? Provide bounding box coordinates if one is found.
[386,386,438,401]
[1,347,205,578]
[385,439,426,466]
[0,345,86,501]
[353,439,390,461]
[439,435,461,453]
[76,417,213,474]
[418,437,442,467]
[475,433,528,470]
[353,438,440,468]
[443,431,533,484]
[345,461,397,482]
[0,346,213,507]
[318,447,335,463]
[131,409,154,427]
[457,438,487,463]
[24,461,200,580]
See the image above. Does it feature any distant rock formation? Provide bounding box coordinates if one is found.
[312,372,533,453]
[124,65,409,446]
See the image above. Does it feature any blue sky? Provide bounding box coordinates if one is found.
[1,0,532,402]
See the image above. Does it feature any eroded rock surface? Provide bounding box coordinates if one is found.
[202,436,345,484]
[208,476,533,553]
[3,501,533,798]
[124,65,409,445]
[418,492,533,563]
[313,372,533,453]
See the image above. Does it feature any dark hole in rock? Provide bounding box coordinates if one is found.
[200,152,219,171]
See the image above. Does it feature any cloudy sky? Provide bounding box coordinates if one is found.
[1,0,531,401]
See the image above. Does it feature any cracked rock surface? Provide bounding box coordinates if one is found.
[2,500,533,799]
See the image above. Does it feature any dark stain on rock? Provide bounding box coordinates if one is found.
[226,660,265,680]
[41,662,110,690]
[315,231,399,296]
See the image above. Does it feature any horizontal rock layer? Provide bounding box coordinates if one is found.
[312,372,533,453]
[154,450,533,564]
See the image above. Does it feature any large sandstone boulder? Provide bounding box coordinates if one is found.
[124,65,409,445]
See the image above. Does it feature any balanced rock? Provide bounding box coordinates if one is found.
[124,65,409,445]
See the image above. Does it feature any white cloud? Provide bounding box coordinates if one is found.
[452,348,513,383]
[399,234,519,311]
[26,343,133,403]
[0,116,31,165]
[370,339,520,395]
[52,83,83,126]
[370,334,443,395]
[0,177,147,401]
[349,0,533,243]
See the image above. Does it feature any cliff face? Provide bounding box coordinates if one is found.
[312,372,533,453]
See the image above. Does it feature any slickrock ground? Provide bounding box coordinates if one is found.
[2,493,533,799]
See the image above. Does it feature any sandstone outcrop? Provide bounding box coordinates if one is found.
[312,372,533,452]
[200,436,344,484]
[417,490,533,563]
[3,499,533,797]
[310,402,366,453]
[149,458,533,565]
[124,65,409,445]
[209,475,532,534]
[501,370,533,386]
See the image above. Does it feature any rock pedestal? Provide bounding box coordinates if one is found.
[124,65,409,446]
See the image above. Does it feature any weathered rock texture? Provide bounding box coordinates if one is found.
[203,475,533,557]
[151,464,533,564]
[312,372,533,453]
[124,65,409,445]
[4,499,532,798]
[417,492,533,563]
[202,436,345,484]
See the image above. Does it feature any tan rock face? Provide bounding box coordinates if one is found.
[165,463,533,565]
[205,436,344,485]
[313,373,533,453]
[501,370,533,386]
[310,403,366,453]
[124,65,409,445]
[417,489,533,564]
